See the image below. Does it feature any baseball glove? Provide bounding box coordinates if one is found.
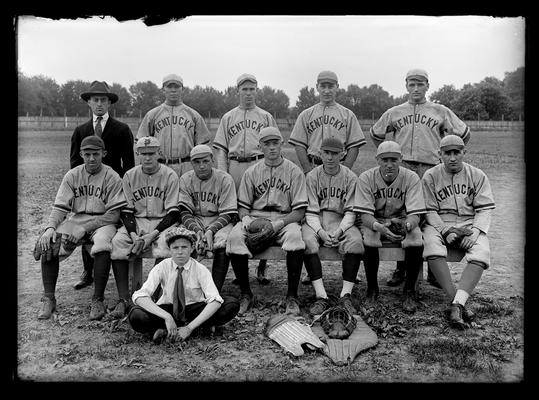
[388,218,407,237]
[319,305,357,340]
[246,218,276,254]
[442,226,474,246]
[33,235,62,262]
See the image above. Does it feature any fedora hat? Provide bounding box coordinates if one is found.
[80,81,119,104]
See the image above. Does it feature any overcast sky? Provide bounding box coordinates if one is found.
[16,15,525,103]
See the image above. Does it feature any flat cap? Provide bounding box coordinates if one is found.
[376,141,402,158]
[81,135,105,151]
[165,226,197,247]
[439,135,465,150]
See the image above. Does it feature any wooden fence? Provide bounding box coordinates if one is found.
[18,116,524,134]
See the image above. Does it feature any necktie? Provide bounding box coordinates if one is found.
[95,116,103,137]
[172,266,186,323]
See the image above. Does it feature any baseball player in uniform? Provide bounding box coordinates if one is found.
[302,137,364,316]
[226,127,308,316]
[35,136,126,321]
[288,70,367,174]
[109,136,181,318]
[356,141,426,313]
[178,144,238,293]
[422,135,495,329]
[212,73,278,285]
[369,68,471,288]
[137,73,211,178]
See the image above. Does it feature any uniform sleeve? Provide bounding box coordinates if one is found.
[288,110,308,149]
[355,171,375,215]
[267,113,278,128]
[441,106,471,144]
[369,110,394,144]
[121,173,136,213]
[212,115,229,153]
[194,112,211,145]
[217,173,238,216]
[404,171,427,216]
[178,175,196,214]
[343,172,359,213]
[472,171,496,212]
[345,111,367,150]
[137,109,154,140]
[237,170,254,210]
[163,171,181,213]
[290,166,308,210]
[52,172,75,214]
[104,173,127,212]
[421,172,441,212]
[305,170,321,217]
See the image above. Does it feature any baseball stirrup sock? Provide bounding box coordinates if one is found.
[111,260,130,300]
[93,251,112,299]
[303,253,323,280]
[230,254,252,296]
[404,247,423,291]
[211,249,230,292]
[363,247,379,292]
[342,253,362,282]
[286,250,304,297]
[41,258,60,297]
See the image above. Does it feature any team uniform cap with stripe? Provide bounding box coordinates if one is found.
[259,126,283,143]
[439,135,465,150]
[162,73,183,87]
[376,141,402,158]
[237,73,257,87]
[405,68,429,82]
[190,144,214,160]
[81,135,106,150]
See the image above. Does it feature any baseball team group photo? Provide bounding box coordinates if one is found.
[16,16,525,383]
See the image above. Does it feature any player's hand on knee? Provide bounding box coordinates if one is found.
[70,224,87,242]
[39,228,56,252]
[460,228,480,250]
[318,229,334,247]
[374,221,403,242]
[204,230,214,251]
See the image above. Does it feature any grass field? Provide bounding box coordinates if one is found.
[16,129,525,382]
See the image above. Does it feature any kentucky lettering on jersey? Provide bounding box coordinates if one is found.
[254,176,291,198]
[305,114,346,135]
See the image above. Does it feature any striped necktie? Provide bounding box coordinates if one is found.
[172,266,186,323]
[95,116,103,137]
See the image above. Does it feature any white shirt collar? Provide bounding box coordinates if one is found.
[93,113,109,124]
[173,257,193,271]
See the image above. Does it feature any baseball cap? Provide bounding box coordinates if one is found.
[439,135,465,151]
[406,68,429,82]
[320,137,344,153]
[135,136,160,151]
[317,70,338,84]
[81,135,105,151]
[190,144,213,160]
[376,141,402,158]
[259,126,283,143]
[165,226,197,247]
[162,73,183,87]
[237,73,257,87]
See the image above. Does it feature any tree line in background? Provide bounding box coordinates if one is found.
[18,67,524,121]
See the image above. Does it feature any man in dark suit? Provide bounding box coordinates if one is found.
[70,81,135,290]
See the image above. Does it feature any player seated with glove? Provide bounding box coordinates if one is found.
[422,135,495,329]
[356,141,427,313]
[34,136,126,321]
[226,127,308,316]
[127,227,239,344]
[302,137,364,316]
[178,144,238,292]
[109,137,181,318]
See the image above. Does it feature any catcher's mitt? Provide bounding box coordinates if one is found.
[319,305,357,340]
[387,218,407,237]
[33,235,62,262]
[442,226,474,246]
[246,218,276,254]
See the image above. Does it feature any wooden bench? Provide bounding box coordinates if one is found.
[127,243,465,295]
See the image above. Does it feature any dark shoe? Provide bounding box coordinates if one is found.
[285,296,301,315]
[462,306,475,322]
[238,294,254,316]
[256,262,270,285]
[232,278,240,285]
[427,271,442,289]
[402,290,419,313]
[387,268,405,287]
[152,328,167,344]
[89,298,106,320]
[339,293,358,315]
[74,270,94,290]
[38,296,56,320]
[364,288,379,307]
[448,303,467,330]
[309,297,331,316]
[110,299,130,319]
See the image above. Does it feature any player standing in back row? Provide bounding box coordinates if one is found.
[137,73,211,178]
[212,73,278,285]
[369,68,471,288]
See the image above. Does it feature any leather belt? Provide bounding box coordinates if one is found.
[229,154,264,163]
[158,157,190,165]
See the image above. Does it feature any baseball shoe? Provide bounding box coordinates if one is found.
[152,328,167,344]
[309,297,331,316]
[402,290,419,314]
[38,296,56,320]
[448,303,467,330]
[89,298,106,321]
[285,296,301,316]
[110,298,130,319]
[445,304,475,323]
[339,293,358,315]
[74,270,94,290]
[256,261,270,285]
[387,269,405,287]
[238,294,255,316]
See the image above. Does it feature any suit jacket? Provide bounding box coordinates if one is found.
[70,117,135,177]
